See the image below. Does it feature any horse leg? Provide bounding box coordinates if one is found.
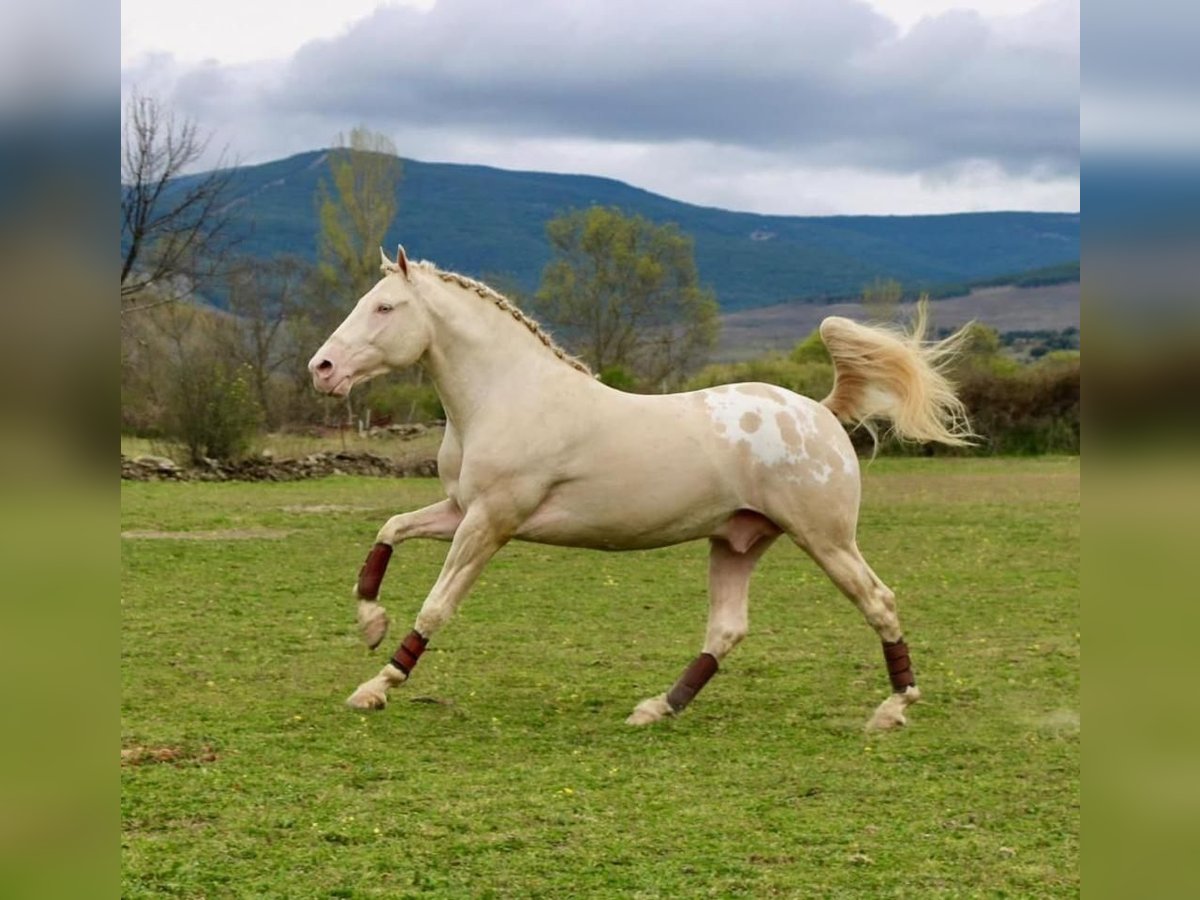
[805,539,920,731]
[627,534,778,725]
[353,499,463,649]
[346,506,507,710]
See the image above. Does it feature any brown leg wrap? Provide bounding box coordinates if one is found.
[390,630,428,675]
[666,653,719,713]
[356,542,393,600]
[882,638,916,693]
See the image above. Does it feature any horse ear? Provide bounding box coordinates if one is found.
[396,244,409,278]
[379,246,392,268]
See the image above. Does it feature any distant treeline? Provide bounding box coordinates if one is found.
[921,260,1081,300]
[790,260,1080,306]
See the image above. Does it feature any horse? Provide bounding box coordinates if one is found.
[308,246,973,730]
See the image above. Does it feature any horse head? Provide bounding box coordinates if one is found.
[308,245,433,396]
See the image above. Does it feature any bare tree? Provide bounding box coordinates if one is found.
[121,91,236,311]
[225,255,313,428]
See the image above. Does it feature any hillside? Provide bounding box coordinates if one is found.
[173,150,1079,311]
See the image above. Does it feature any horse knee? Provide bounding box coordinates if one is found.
[376,516,403,545]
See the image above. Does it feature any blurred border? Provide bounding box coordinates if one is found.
[1086,1,1200,896]
[0,0,117,895]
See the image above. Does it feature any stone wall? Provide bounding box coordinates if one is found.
[121,451,438,482]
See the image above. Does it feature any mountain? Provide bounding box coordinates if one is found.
[181,150,1079,311]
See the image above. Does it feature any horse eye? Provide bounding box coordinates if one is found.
[376,303,394,313]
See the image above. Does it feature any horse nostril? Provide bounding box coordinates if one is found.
[317,360,334,373]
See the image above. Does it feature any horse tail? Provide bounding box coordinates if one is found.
[818,299,975,448]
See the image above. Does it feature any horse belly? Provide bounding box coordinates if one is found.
[514,474,733,551]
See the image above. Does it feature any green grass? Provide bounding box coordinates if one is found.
[121,457,1079,897]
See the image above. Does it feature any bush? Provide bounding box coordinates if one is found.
[358,377,444,424]
[687,353,834,401]
[599,365,638,391]
[957,357,1079,455]
[122,301,263,461]
[163,358,262,463]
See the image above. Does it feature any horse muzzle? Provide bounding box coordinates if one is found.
[308,350,351,396]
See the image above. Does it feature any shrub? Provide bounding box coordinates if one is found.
[163,357,262,463]
[359,378,444,424]
[687,353,834,400]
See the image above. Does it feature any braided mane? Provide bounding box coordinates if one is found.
[412,260,592,376]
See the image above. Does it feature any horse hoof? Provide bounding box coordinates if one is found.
[866,705,906,731]
[357,601,390,650]
[865,686,920,732]
[625,694,672,726]
[345,687,387,710]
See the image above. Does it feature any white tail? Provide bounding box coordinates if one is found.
[819,300,975,447]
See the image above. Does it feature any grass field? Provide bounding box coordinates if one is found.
[121,457,1079,897]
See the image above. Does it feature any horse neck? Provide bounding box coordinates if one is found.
[416,274,583,430]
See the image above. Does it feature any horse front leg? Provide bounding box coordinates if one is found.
[627,534,778,725]
[353,499,463,649]
[346,506,508,710]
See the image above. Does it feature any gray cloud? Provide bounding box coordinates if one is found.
[268,0,1076,174]
[121,0,1078,212]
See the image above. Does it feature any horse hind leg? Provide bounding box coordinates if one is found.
[805,539,920,731]
[627,518,779,725]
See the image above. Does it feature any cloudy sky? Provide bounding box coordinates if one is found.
[121,0,1078,216]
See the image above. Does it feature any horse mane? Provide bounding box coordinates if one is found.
[412,260,593,376]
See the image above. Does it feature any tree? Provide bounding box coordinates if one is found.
[225,255,313,429]
[315,126,403,308]
[121,91,236,311]
[533,207,719,389]
[311,126,405,427]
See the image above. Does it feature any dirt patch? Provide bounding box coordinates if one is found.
[1036,709,1081,735]
[121,528,293,541]
[280,504,383,514]
[121,744,219,767]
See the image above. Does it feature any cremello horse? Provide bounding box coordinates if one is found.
[309,247,972,730]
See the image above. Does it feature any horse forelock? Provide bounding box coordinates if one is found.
[415,261,593,376]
